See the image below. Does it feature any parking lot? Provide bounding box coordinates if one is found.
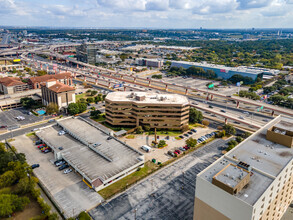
[11,135,103,218]
[121,126,215,163]
[0,108,43,129]
[89,138,229,220]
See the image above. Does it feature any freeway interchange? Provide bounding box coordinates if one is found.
[13,45,293,131]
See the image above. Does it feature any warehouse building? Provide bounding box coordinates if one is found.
[171,61,265,81]
[194,115,293,220]
[35,117,144,191]
[105,92,189,130]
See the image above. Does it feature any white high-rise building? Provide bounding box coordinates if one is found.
[194,115,293,220]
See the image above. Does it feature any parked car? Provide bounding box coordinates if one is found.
[179,147,186,152]
[208,105,213,108]
[59,164,69,171]
[31,128,39,132]
[141,145,151,153]
[37,144,46,149]
[188,131,193,135]
[35,140,42,145]
[184,134,189,137]
[165,136,170,140]
[174,151,179,155]
[168,151,175,157]
[55,161,66,167]
[179,135,184,139]
[220,109,226,113]
[43,149,51,153]
[174,150,181,154]
[58,130,66,136]
[191,129,197,133]
[31,164,40,169]
[0,125,7,129]
[64,168,72,174]
[239,116,244,119]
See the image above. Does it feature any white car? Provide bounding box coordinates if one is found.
[58,130,66,136]
[64,168,72,174]
[239,116,244,119]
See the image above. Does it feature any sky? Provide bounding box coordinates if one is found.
[1,0,293,28]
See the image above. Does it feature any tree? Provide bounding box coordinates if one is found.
[202,120,210,126]
[135,126,143,134]
[189,108,203,123]
[181,125,189,132]
[90,110,101,118]
[95,95,101,102]
[0,170,17,188]
[77,102,87,113]
[157,140,166,148]
[86,97,94,103]
[236,136,243,143]
[20,97,38,109]
[78,211,91,220]
[223,124,236,135]
[241,132,251,139]
[46,103,58,114]
[36,70,47,76]
[68,103,80,115]
[186,138,197,147]
[0,194,29,217]
[91,90,98,96]
[143,125,150,132]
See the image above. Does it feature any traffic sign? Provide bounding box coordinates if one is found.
[208,84,214,89]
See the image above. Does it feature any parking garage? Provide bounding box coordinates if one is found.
[35,117,144,191]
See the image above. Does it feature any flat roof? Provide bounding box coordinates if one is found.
[214,164,249,188]
[36,117,143,184]
[106,91,189,105]
[171,60,279,75]
[199,115,293,205]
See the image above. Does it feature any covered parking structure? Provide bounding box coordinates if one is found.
[35,117,144,191]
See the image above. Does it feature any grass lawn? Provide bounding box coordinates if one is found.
[98,161,159,200]
[154,130,183,136]
[126,135,135,139]
[75,93,96,101]
[26,132,35,137]
[189,123,205,128]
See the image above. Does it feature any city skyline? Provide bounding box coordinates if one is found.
[1,0,293,28]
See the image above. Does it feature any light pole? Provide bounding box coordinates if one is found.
[182,171,185,190]
[133,208,137,220]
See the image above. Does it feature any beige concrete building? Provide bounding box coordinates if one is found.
[194,115,293,220]
[105,92,189,130]
[41,80,75,110]
[0,77,29,94]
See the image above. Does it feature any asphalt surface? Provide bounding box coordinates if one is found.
[0,120,56,141]
[89,138,229,220]
[0,108,43,129]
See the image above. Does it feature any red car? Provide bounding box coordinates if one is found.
[175,150,181,154]
[183,146,190,150]
[37,144,45,149]
[174,151,179,155]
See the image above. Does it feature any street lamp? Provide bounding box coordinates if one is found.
[133,208,137,220]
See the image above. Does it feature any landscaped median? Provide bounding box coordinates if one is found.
[98,161,159,200]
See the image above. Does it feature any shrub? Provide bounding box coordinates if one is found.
[78,211,91,220]
[135,126,143,134]
[202,120,210,126]
[235,136,243,143]
[181,125,189,132]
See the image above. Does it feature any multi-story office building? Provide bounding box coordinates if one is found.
[76,43,97,65]
[194,115,293,220]
[41,80,75,110]
[105,92,189,130]
[137,58,164,68]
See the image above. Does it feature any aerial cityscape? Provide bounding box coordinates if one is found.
[0,1,293,220]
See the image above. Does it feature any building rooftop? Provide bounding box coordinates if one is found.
[199,115,293,205]
[106,91,189,105]
[0,77,25,86]
[47,81,75,93]
[36,117,143,185]
[29,72,71,84]
[213,163,250,189]
[171,60,279,75]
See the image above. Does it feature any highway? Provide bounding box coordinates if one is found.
[19,53,277,130]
